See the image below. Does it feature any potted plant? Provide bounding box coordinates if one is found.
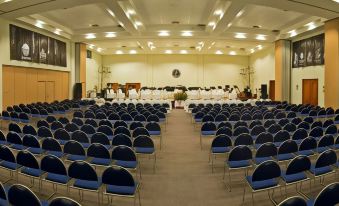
[174,92,187,108]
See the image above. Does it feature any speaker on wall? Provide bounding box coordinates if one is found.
[261,84,268,99]
[73,83,82,100]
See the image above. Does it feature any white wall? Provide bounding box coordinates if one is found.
[86,51,102,91]
[0,18,75,110]
[249,46,275,93]
[101,54,249,90]
[290,29,324,106]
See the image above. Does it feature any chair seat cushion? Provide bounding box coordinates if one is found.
[21,167,44,177]
[297,150,314,156]
[115,160,137,169]
[212,147,230,153]
[316,147,329,153]
[46,173,70,184]
[306,199,314,206]
[46,151,63,158]
[246,176,278,190]
[310,165,333,176]
[0,161,20,170]
[10,144,25,150]
[149,131,161,135]
[91,158,111,166]
[67,155,86,161]
[74,179,102,190]
[281,171,307,183]
[106,184,137,195]
[227,160,251,168]
[254,157,272,165]
[41,200,49,206]
[0,197,8,206]
[277,153,295,161]
[201,131,216,136]
[135,147,154,154]
[28,147,43,154]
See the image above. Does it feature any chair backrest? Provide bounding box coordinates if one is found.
[0,145,15,162]
[278,140,298,154]
[17,150,39,169]
[42,137,62,152]
[80,124,96,134]
[8,184,41,206]
[64,140,86,156]
[323,119,334,128]
[87,143,110,159]
[325,125,337,135]
[91,132,110,145]
[283,123,297,133]
[49,197,81,206]
[7,131,22,145]
[318,134,335,148]
[268,124,282,134]
[65,123,79,133]
[309,126,323,138]
[133,135,154,148]
[291,117,302,125]
[54,128,71,141]
[37,126,53,138]
[68,161,98,181]
[256,142,277,158]
[252,160,281,181]
[274,130,290,143]
[0,182,6,202]
[251,125,266,136]
[234,133,253,146]
[278,196,307,206]
[102,166,135,186]
[145,122,161,132]
[9,122,22,133]
[216,126,232,137]
[41,154,67,175]
[228,145,252,161]
[313,182,339,206]
[71,130,89,143]
[111,145,136,161]
[51,121,64,131]
[297,122,310,130]
[211,135,232,148]
[286,155,311,175]
[255,132,274,145]
[22,125,37,136]
[37,119,49,128]
[292,128,308,141]
[315,150,337,168]
[299,137,317,151]
[99,119,113,128]
[233,126,250,136]
[46,115,57,123]
[132,127,149,138]
[112,134,132,147]
[22,134,40,148]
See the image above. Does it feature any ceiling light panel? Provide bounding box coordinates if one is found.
[158,31,170,36]
[235,33,246,39]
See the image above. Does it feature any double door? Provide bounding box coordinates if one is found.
[38,81,55,103]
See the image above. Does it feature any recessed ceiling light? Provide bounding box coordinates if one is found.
[227,23,232,28]
[288,30,297,37]
[150,46,156,50]
[181,31,192,37]
[215,50,223,55]
[97,48,102,52]
[236,10,244,18]
[180,50,188,54]
[165,50,172,54]
[214,10,223,15]
[88,44,95,49]
[257,45,263,50]
[252,25,261,29]
[116,50,123,54]
[235,33,246,39]
[105,32,116,38]
[35,20,45,28]
[332,0,339,3]
[158,31,170,36]
[54,28,62,35]
[250,49,255,53]
[135,21,142,26]
[256,34,266,40]
[107,9,115,17]
[85,33,96,39]
[4,0,12,2]
[129,50,137,54]
[208,22,216,27]
[305,22,316,30]
[126,9,135,16]
[229,51,236,55]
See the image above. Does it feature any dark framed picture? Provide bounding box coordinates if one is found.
[48,37,55,65]
[19,27,33,62]
[32,32,40,63]
[39,34,48,64]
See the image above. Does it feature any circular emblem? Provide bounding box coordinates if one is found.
[172,69,181,78]
[21,43,30,57]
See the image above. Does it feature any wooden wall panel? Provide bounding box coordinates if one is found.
[80,43,87,98]
[2,65,70,108]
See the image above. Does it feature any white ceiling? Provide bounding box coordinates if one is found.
[0,0,338,55]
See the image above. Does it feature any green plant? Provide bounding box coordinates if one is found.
[174,92,188,101]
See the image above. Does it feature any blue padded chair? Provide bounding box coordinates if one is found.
[80,124,96,137]
[49,197,81,206]
[37,126,53,139]
[0,182,7,205]
[46,116,57,124]
[111,146,139,177]
[287,112,297,119]
[210,135,232,173]
[278,118,289,127]
[284,123,297,134]
[58,117,69,125]
[325,125,337,135]
[303,117,314,124]
[68,161,102,203]
[130,122,144,131]
[277,140,298,161]
[42,138,63,158]
[54,128,71,145]
[132,127,149,138]
[307,182,339,206]
[249,120,262,129]
[215,114,227,122]
[281,155,311,195]
[9,122,22,134]
[96,112,107,120]
[309,127,323,140]
[311,121,323,129]
[8,184,48,206]
[291,117,302,125]
[268,124,282,134]
[316,135,334,153]
[91,132,111,149]
[228,114,240,122]
[10,112,19,122]
[17,150,44,188]
[22,125,37,136]
[0,145,20,181]
[134,114,147,123]
[64,140,87,161]
[99,119,113,128]
[241,113,252,121]
[233,126,250,137]
[292,128,308,144]
[201,114,214,123]
[115,126,132,137]
[0,130,7,145]
[108,113,121,122]
[102,166,141,206]
[255,132,274,149]
[121,113,133,123]
[84,112,95,119]
[71,130,90,148]
[216,126,232,137]
[73,111,84,119]
[297,137,317,156]
[234,133,253,148]
[41,154,70,195]
[145,122,162,149]
[23,134,43,155]
[217,121,232,130]
[323,119,334,128]
[97,125,114,141]
[87,143,111,166]
[64,123,79,133]
[51,121,64,131]
[147,114,160,123]
[298,121,310,131]
[278,196,307,206]
[7,131,25,151]
[224,145,252,191]
[200,122,217,149]
[309,150,337,186]
[243,160,281,204]
[250,125,266,140]
[254,143,277,164]
[234,121,248,129]
[133,135,156,172]
[273,130,290,147]
[112,134,133,147]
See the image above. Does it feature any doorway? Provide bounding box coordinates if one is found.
[302,79,318,106]
[269,80,275,101]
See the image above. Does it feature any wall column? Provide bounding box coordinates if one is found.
[324,18,339,108]
[275,40,291,102]
[75,43,87,98]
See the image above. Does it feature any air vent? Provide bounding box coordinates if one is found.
[174,44,179,47]
[272,29,280,33]
[190,46,196,49]
[252,25,261,29]
[197,24,206,27]
[90,24,99,27]
[121,45,126,48]
[172,21,180,24]
[225,46,231,48]
[117,25,123,28]
[239,48,245,51]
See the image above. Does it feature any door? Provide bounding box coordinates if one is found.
[302,79,318,105]
[45,81,55,103]
[37,82,46,102]
[269,80,275,101]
